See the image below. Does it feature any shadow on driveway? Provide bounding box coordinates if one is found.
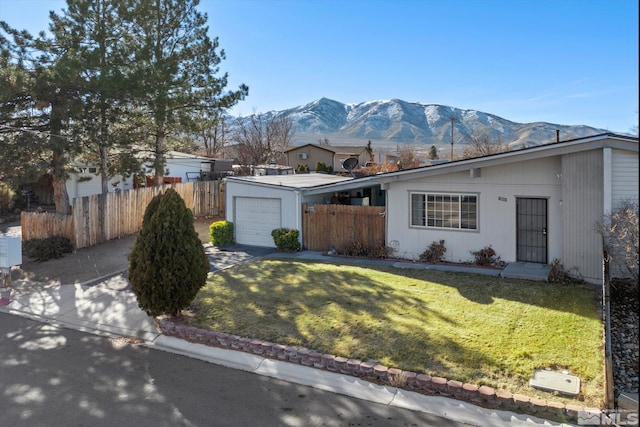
[204,244,277,273]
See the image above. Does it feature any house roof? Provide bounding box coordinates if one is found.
[166,151,217,161]
[373,132,638,184]
[284,144,335,154]
[226,173,353,189]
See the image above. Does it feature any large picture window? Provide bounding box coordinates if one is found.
[411,193,477,230]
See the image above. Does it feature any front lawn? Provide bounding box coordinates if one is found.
[186,259,604,407]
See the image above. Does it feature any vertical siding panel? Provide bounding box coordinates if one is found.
[610,149,639,279]
[562,150,603,283]
[612,149,639,205]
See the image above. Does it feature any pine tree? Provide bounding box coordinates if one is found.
[48,0,139,194]
[128,188,209,317]
[126,0,248,185]
[428,145,439,160]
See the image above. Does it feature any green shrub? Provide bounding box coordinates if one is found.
[271,228,300,252]
[315,162,333,174]
[419,240,446,263]
[23,236,73,262]
[128,188,209,317]
[209,220,234,246]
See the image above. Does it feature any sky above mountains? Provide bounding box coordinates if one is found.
[0,0,638,134]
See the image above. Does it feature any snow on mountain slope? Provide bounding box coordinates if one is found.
[252,98,608,148]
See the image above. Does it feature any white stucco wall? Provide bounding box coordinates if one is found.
[225,180,302,235]
[163,158,210,182]
[66,173,131,200]
[385,157,563,264]
[66,155,207,200]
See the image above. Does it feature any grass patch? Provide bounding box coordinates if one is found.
[187,259,604,406]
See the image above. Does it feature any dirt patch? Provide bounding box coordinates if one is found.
[194,216,223,244]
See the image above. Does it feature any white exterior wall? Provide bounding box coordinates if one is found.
[66,156,206,200]
[225,181,302,238]
[66,173,130,200]
[386,157,563,264]
[612,148,639,206]
[164,158,209,182]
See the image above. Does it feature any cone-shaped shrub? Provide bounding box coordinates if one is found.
[128,188,209,317]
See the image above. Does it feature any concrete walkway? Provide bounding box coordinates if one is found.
[0,234,569,427]
[501,262,552,281]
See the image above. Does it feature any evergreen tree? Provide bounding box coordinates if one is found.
[365,140,374,161]
[2,0,248,202]
[128,188,209,317]
[126,0,248,185]
[48,0,139,193]
[0,21,84,213]
[428,145,439,160]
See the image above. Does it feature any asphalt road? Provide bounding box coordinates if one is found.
[0,313,474,427]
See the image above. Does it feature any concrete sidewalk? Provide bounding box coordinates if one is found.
[0,233,567,427]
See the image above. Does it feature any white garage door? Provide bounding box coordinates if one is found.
[235,197,282,247]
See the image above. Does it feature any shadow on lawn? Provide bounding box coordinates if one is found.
[193,260,506,379]
[187,257,604,406]
[300,258,601,319]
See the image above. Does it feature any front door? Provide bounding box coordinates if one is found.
[516,198,548,263]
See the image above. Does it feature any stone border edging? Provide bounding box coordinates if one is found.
[156,318,597,424]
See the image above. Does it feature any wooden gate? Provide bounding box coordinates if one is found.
[302,204,386,251]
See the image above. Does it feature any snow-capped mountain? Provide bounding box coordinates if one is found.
[256,98,608,149]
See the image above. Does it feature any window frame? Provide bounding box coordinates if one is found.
[410,192,478,231]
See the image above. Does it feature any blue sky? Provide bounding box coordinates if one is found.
[1,0,638,133]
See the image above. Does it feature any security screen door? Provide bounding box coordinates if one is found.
[516,198,548,263]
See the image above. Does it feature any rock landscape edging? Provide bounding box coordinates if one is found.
[156,318,600,424]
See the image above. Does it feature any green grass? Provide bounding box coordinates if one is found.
[187,259,604,407]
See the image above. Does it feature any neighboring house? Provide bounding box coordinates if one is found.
[66,151,232,199]
[155,151,233,183]
[285,144,372,172]
[226,133,638,284]
[66,162,129,199]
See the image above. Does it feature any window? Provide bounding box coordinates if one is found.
[411,192,477,230]
[297,152,308,160]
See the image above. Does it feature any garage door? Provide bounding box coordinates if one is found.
[235,197,282,247]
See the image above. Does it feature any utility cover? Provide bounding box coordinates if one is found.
[529,370,580,396]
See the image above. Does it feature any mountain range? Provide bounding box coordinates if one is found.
[256,98,609,150]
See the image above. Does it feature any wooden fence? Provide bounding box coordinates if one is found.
[21,181,224,249]
[302,203,386,251]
